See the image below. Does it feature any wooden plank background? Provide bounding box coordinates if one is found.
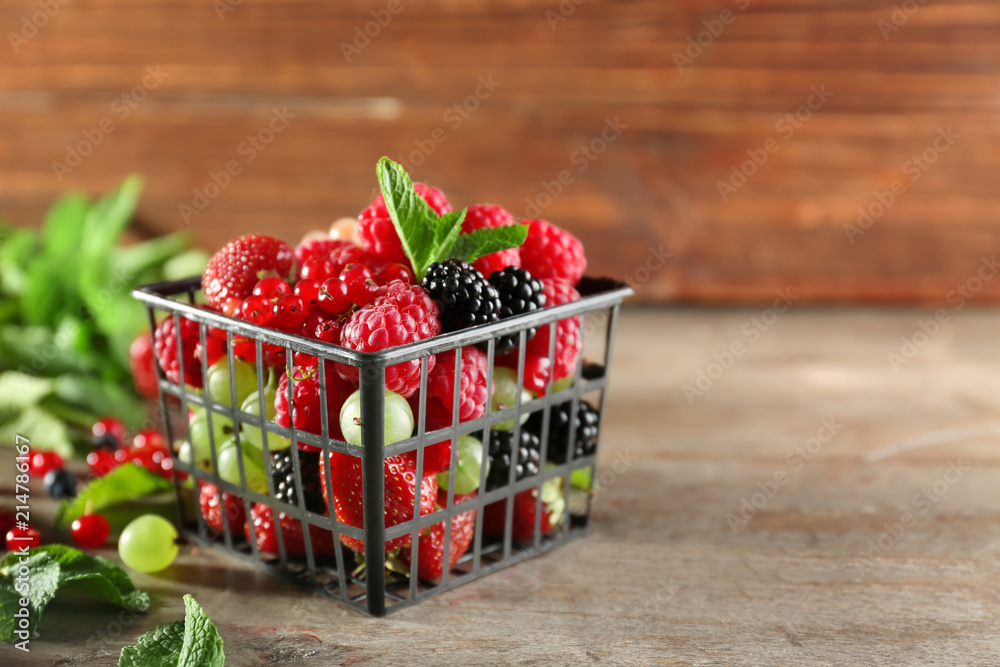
[1,0,998,304]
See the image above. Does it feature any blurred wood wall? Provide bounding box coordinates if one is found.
[1,0,998,304]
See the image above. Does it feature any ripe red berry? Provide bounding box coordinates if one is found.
[132,429,167,452]
[272,295,308,331]
[128,331,159,399]
[293,279,322,311]
[114,448,132,465]
[202,234,295,313]
[6,526,40,550]
[253,276,291,300]
[92,417,126,448]
[375,262,413,285]
[28,451,64,478]
[71,514,110,548]
[318,278,351,315]
[0,510,16,537]
[240,294,274,326]
[300,258,335,282]
[341,265,379,307]
[87,449,117,476]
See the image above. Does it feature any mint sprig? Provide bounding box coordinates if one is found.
[375,157,528,280]
[119,594,225,667]
[0,545,151,644]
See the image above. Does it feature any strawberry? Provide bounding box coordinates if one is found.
[400,491,477,581]
[198,482,246,535]
[483,480,565,542]
[202,234,296,314]
[320,451,437,552]
[245,503,336,557]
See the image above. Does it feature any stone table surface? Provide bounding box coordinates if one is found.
[4,308,1000,666]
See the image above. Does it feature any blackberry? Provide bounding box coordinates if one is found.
[422,259,501,332]
[269,449,325,513]
[527,400,600,464]
[44,469,77,499]
[486,429,542,491]
[487,267,546,355]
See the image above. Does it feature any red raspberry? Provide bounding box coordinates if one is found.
[427,347,491,422]
[245,503,336,557]
[462,204,522,277]
[274,365,356,446]
[128,331,158,399]
[519,219,587,286]
[202,234,296,313]
[294,238,353,269]
[358,183,452,266]
[198,482,246,535]
[320,451,437,552]
[153,314,204,388]
[497,278,581,392]
[336,282,441,397]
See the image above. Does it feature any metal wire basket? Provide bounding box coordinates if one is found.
[133,275,631,616]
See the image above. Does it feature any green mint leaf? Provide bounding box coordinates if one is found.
[448,224,529,265]
[376,157,438,280]
[0,372,55,410]
[119,620,185,667]
[41,193,91,265]
[0,229,37,298]
[82,174,143,261]
[176,594,225,666]
[0,546,149,644]
[429,209,467,267]
[56,464,173,528]
[0,407,74,458]
[119,595,224,667]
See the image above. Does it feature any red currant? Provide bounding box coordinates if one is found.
[315,319,341,344]
[300,313,325,337]
[71,514,110,548]
[253,276,291,300]
[262,343,287,367]
[196,334,226,367]
[294,279,322,311]
[300,258,335,282]
[132,429,167,452]
[6,526,40,550]
[346,276,379,308]
[375,262,413,285]
[114,448,132,465]
[0,510,15,537]
[92,417,126,448]
[318,278,351,315]
[272,295,308,331]
[233,337,258,363]
[240,294,274,327]
[329,245,379,275]
[28,451,64,478]
[87,449,117,476]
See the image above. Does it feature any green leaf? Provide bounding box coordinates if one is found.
[0,229,37,297]
[113,232,190,279]
[431,209,467,264]
[53,374,144,427]
[0,407,74,457]
[119,620,185,667]
[20,257,66,325]
[448,224,529,265]
[82,175,143,260]
[0,546,149,644]
[41,193,91,263]
[176,594,225,667]
[119,595,224,667]
[56,464,174,528]
[0,325,96,376]
[376,157,439,280]
[0,372,55,410]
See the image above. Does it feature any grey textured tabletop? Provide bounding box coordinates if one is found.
[4,308,1000,666]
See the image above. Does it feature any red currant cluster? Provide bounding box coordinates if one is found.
[86,417,178,481]
[230,244,414,369]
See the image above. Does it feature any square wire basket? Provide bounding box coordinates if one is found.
[133,275,631,616]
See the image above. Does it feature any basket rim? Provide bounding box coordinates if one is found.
[132,275,632,367]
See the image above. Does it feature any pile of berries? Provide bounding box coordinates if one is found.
[150,158,598,578]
